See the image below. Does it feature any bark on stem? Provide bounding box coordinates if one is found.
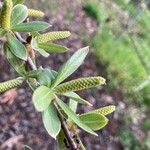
[55,103,79,150]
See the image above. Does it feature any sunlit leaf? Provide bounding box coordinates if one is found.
[37,47,49,57]
[79,113,108,131]
[4,44,26,75]
[31,38,49,57]
[62,92,92,106]
[56,98,97,136]
[69,99,78,113]
[38,43,69,53]
[42,104,61,139]
[51,47,89,88]
[11,4,28,26]
[12,21,50,32]
[24,145,32,150]
[7,34,27,60]
[37,69,55,87]
[32,86,53,112]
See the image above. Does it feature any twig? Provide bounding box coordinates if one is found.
[14,32,26,43]
[27,57,37,70]
[55,103,79,150]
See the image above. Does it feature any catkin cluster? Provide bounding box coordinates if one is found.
[0,0,13,30]
[28,9,44,17]
[37,31,71,43]
[55,76,106,94]
[0,77,24,93]
[92,105,116,116]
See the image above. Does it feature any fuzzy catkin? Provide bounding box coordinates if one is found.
[0,77,24,93]
[92,105,116,116]
[55,76,106,94]
[37,31,71,43]
[0,0,13,30]
[28,9,44,17]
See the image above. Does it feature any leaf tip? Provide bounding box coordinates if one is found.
[93,132,98,136]
[84,46,89,51]
[98,76,106,85]
[110,105,116,112]
[87,102,93,107]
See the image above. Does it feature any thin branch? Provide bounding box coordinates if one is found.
[14,32,26,43]
[55,103,79,150]
[27,57,37,70]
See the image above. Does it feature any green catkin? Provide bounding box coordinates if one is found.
[28,9,45,17]
[0,0,13,30]
[55,76,106,94]
[0,77,24,93]
[37,31,71,43]
[91,105,116,116]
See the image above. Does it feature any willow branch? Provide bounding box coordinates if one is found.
[55,103,79,150]
[27,57,37,70]
[14,31,79,149]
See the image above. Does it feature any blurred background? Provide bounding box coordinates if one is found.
[0,0,150,149]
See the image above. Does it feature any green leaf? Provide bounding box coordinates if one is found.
[7,34,27,60]
[37,47,49,57]
[32,86,53,112]
[38,43,69,53]
[11,4,28,26]
[26,70,41,78]
[89,105,116,116]
[13,0,25,5]
[37,69,55,87]
[42,104,61,139]
[12,21,50,32]
[51,47,89,88]
[62,92,92,106]
[4,44,26,75]
[31,37,49,57]
[57,129,68,150]
[24,145,32,150]
[69,99,78,113]
[79,113,108,131]
[0,28,6,37]
[27,78,39,91]
[56,98,97,136]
